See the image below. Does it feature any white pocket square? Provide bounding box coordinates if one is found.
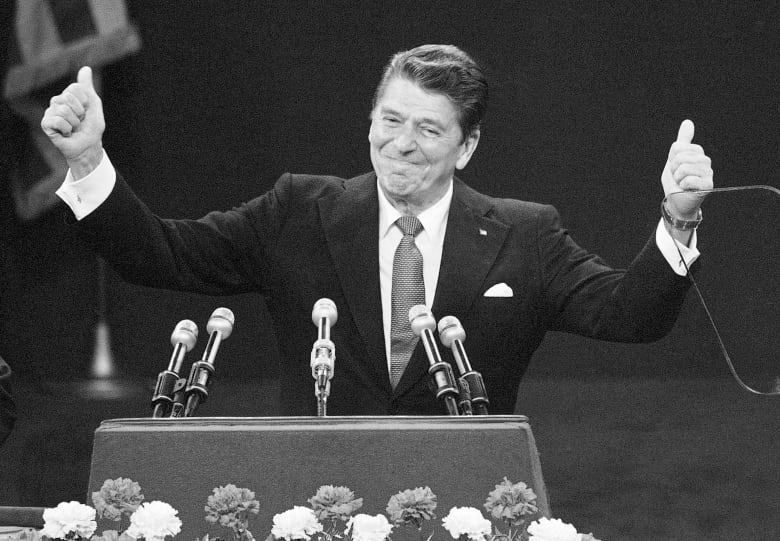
[483,282,513,297]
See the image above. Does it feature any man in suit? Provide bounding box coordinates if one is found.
[41,45,712,415]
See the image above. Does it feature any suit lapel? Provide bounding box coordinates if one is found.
[432,179,510,321]
[318,172,391,392]
[393,178,510,398]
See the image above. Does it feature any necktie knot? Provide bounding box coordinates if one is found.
[396,215,423,237]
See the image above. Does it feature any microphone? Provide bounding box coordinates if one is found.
[408,305,459,416]
[152,320,198,418]
[438,316,490,415]
[310,298,337,416]
[183,307,234,417]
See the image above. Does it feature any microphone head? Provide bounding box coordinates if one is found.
[437,315,465,348]
[207,307,235,339]
[171,319,198,351]
[408,304,436,336]
[311,298,338,327]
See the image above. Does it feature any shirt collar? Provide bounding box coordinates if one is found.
[377,179,453,240]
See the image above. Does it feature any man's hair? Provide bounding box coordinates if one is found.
[372,44,488,139]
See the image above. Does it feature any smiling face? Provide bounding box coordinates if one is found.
[369,77,480,215]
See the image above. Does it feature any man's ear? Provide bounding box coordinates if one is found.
[456,128,480,170]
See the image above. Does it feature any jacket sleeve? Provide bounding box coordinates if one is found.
[71,172,296,296]
[536,204,693,342]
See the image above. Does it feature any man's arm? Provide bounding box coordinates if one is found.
[42,66,262,296]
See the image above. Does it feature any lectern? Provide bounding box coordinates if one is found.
[88,416,548,541]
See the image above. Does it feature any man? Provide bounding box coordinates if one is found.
[41,45,712,415]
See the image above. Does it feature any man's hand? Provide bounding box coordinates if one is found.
[661,119,713,219]
[41,66,105,179]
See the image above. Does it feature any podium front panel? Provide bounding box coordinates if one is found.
[88,416,548,540]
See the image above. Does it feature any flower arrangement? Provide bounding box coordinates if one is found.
[39,478,181,541]
[38,478,600,541]
[265,482,600,541]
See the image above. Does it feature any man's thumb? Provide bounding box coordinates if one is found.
[77,66,95,90]
[676,119,695,144]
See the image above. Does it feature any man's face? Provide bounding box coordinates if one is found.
[369,77,479,213]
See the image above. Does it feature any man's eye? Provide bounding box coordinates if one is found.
[383,116,400,124]
[422,127,439,136]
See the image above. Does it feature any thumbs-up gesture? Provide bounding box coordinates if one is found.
[41,66,105,179]
[661,119,713,219]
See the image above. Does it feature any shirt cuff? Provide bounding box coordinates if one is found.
[655,218,700,276]
[55,152,117,220]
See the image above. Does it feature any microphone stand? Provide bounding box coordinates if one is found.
[310,299,337,417]
[438,316,490,415]
[409,306,459,416]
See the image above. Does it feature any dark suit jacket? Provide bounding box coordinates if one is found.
[75,171,691,415]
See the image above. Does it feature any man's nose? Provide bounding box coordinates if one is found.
[393,125,418,153]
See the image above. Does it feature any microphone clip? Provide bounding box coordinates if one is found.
[426,360,459,401]
[310,338,335,415]
[151,370,180,418]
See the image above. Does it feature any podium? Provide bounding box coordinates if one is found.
[88,416,548,540]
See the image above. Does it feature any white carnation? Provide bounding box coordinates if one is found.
[345,513,393,541]
[441,507,492,541]
[271,506,323,540]
[527,517,581,541]
[126,501,182,541]
[41,501,97,539]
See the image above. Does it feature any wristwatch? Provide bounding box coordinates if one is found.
[661,199,703,231]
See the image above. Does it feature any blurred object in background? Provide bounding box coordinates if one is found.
[3,0,141,221]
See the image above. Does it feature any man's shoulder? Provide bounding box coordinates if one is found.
[453,178,558,225]
[276,171,374,198]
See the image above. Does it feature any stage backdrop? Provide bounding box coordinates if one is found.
[3,2,779,384]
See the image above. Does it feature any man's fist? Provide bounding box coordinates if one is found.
[661,119,714,219]
[41,66,105,178]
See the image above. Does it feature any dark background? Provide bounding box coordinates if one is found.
[1,2,779,540]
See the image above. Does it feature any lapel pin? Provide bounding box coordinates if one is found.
[479,228,487,236]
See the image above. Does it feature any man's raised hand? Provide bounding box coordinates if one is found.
[41,66,105,179]
[661,119,714,219]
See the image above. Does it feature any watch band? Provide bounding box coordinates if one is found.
[661,199,703,230]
